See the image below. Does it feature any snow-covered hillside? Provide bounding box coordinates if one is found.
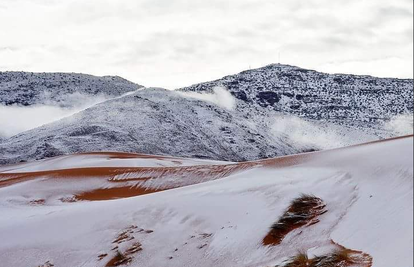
[0,136,412,267]
[0,71,142,107]
[1,86,387,165]
[1,64,412,165]
[0,88,311,164]
[0,72,143,138]
[179,64,413,130]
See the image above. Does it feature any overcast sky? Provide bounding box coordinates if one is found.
[0,0,412,89]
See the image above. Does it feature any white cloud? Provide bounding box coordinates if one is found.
[271,114,414,150]
[0,94,109,138]
[384,114,413,136]
[177,86,236,110]
[0,0,412,88]
[271,115,350,149]
[0,105,75,138]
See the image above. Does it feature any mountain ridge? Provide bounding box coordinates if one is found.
[179,63,413,127]
[0,64,412,164]
[0,71,143,107]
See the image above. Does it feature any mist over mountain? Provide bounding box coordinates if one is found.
[0,72,142,138]
[0,64,412,165]
[0,71,141,107]
[179,64,413,129]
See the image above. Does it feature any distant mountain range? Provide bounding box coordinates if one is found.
[0,71,142,107]
[0,64,412,164]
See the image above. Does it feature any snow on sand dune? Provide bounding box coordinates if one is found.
[0,136,412,267]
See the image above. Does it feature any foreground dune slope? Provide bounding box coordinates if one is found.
[0,136,412,267]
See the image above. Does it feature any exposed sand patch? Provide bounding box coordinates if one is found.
[37,261,54,267]
[102,225,151,266]
[75,186,160,201]
[0,173,36,188]
[29,199,46,205]
[0,164,259,202]
[263,195,327,246]
[79,151,174,159]
[274,243,372,267]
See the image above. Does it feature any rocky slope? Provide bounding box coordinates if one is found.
[0,65,412,164]
[0,71,142,107]
[0,88,316,164]
[180,64,413,130]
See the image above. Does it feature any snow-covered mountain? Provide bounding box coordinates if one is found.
[0,135,412,267]
[179,64,413,130]
[0,88,318,164]
[0,71,142,107]
[0,65,412,165]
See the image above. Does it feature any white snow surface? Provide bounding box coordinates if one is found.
[0,136,412,267]
[0,152,229,173]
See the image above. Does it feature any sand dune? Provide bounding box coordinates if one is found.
[0,136,412,203]
[0,136,412,267]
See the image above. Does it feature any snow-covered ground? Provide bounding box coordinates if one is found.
[0,152,229,173]
[0,135,412,267]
